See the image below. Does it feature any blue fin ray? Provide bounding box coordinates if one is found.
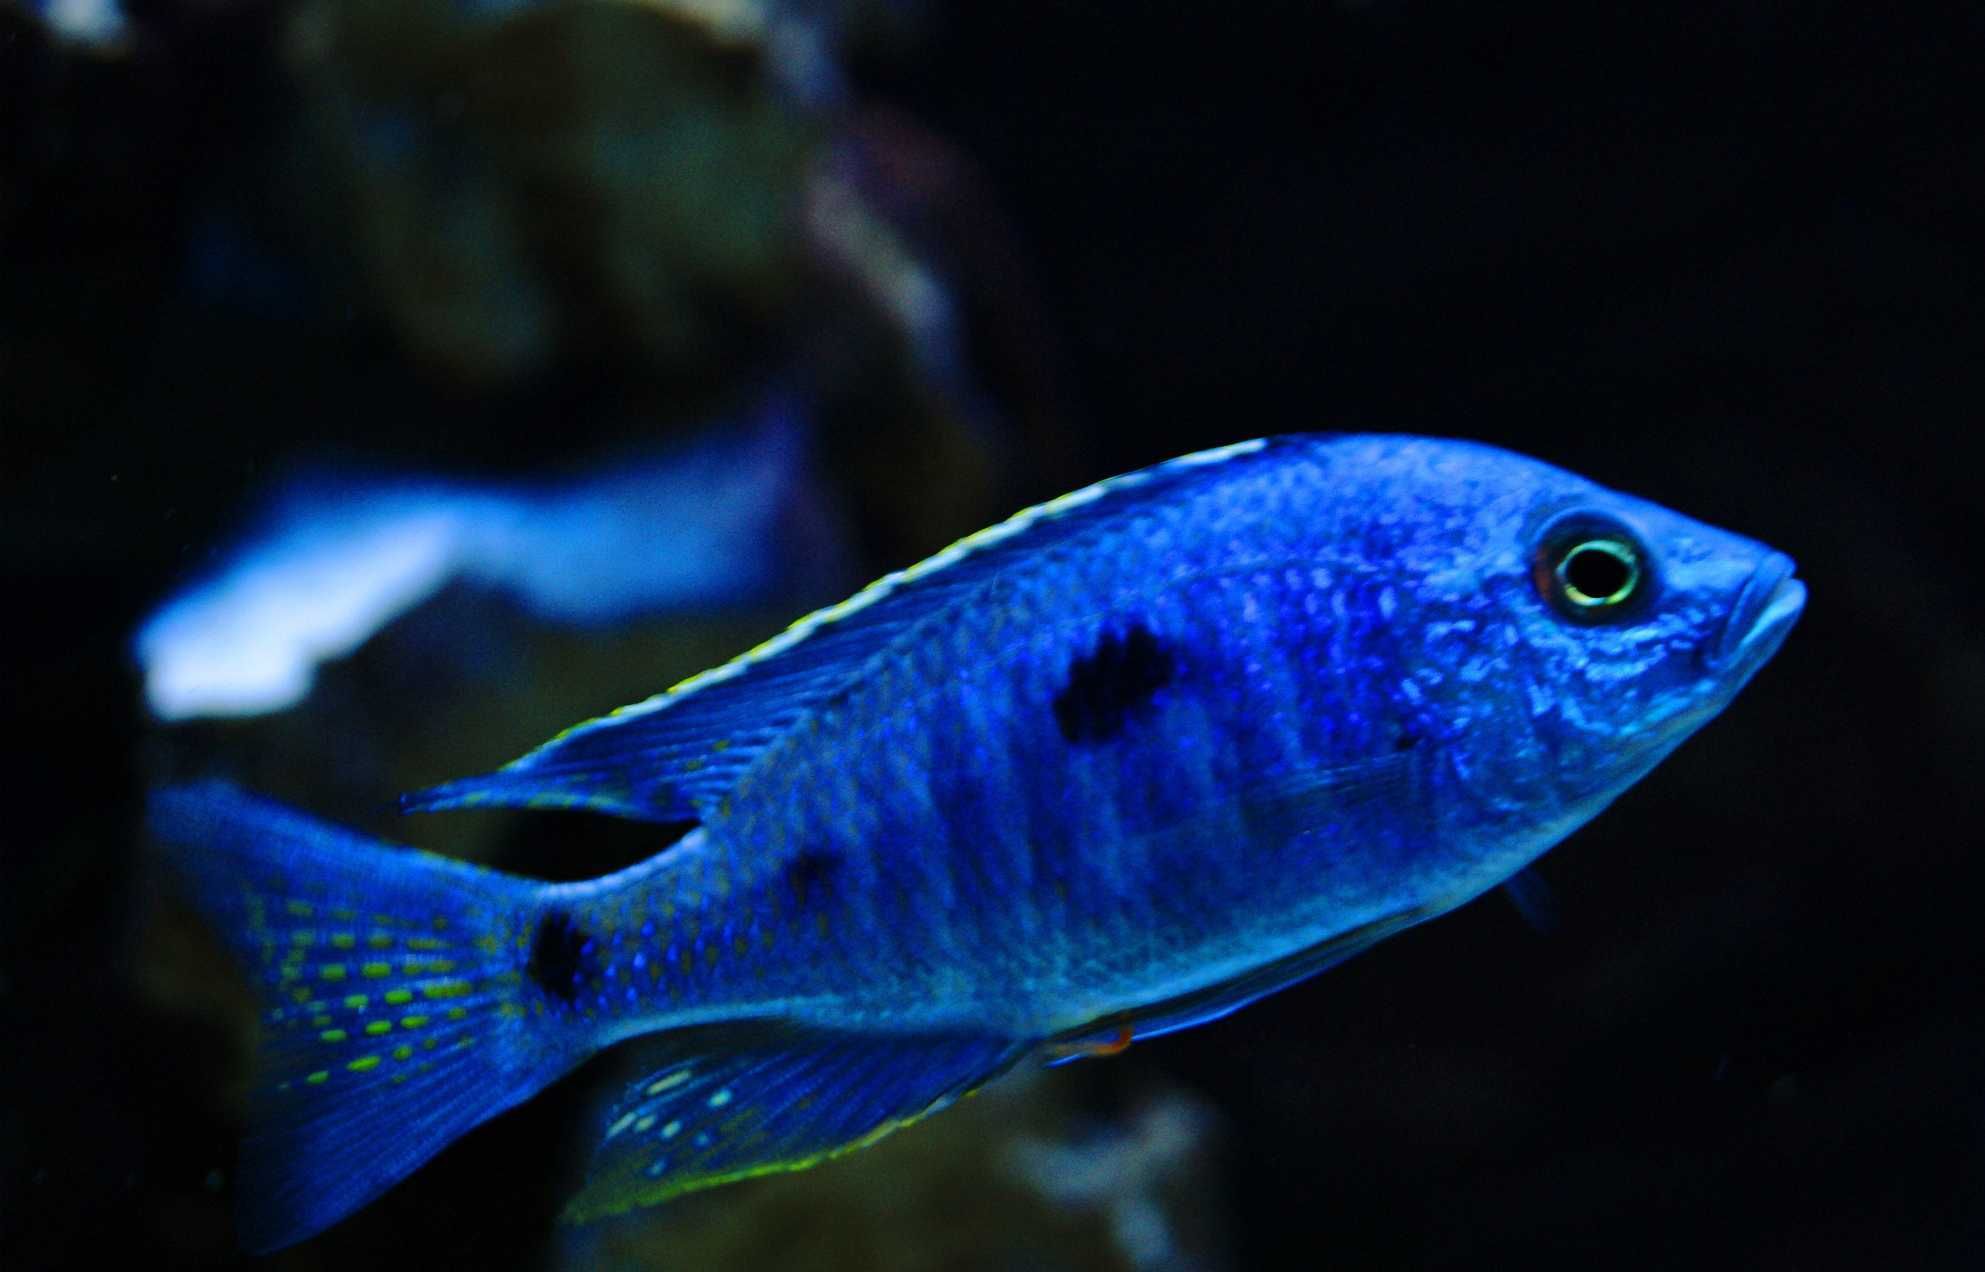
[402,439,1275,823]
[565,1023,1026,1220]
[150,783,582,1251]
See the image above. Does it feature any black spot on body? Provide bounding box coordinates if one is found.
[784,850,842,909]
[528,910,588,1003]
[1053,623,1177,744]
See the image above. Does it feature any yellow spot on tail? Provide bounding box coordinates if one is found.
[446,1007,468,1020]
[399,1015,429,1029]
[319,964,346,982]
[407,936,447,952]
[330,933,356,950]
[384,989,414,1005]
[343,994,369,1010]
[392,1045,413,1061]
[368,933,394,950]
[359,961,392,979]
[347,1056,381,1073]
[305,1070,329,1085]
[423,980,473,999]
[365,1021,392,1036]
[320,1029,348,1043]
[405,958,455,975]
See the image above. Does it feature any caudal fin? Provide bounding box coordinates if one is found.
[151,782,584,1252]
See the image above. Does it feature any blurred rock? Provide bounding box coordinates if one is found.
[284,0,817,388]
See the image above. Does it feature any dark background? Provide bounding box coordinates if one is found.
[5,2,1982,1268]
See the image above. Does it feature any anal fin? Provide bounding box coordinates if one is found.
[566,1023,1025,1221]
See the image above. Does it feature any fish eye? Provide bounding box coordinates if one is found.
[1533,515,1651,621]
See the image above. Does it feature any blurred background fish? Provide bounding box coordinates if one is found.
[134,401,837,722]
[4,2,1981,1270]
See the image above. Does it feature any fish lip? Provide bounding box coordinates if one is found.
[1713,551,1805,669]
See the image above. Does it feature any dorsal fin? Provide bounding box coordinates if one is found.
[402,438,1274,822]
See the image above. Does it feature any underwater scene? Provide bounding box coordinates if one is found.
[4,4,1982,1269]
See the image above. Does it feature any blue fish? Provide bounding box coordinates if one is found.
[151,434,1804,1250]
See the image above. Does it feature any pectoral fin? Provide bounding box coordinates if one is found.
[1501,867,1559,934]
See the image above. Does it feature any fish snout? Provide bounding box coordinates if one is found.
[1711,550,1805,670]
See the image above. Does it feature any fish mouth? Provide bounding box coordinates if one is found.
[1712,551,1806,670]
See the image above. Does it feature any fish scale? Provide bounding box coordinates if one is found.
[152,434,1803,1249]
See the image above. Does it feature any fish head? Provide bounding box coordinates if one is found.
[1354,437,1805,843]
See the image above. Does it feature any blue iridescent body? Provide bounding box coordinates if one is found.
[152,435,1804,1250]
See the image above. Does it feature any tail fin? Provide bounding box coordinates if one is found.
[150,782,584,1252]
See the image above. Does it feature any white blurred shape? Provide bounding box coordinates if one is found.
[39,0,127,46]
[136,407,813,721]
[1004,1096,1217,1271]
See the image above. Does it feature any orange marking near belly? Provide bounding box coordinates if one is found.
[1048,1022,1135,1060]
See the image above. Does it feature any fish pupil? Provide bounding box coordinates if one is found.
[1053,622,1177,744]
[529,911,589,1004]
[1558,539,1638,606]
